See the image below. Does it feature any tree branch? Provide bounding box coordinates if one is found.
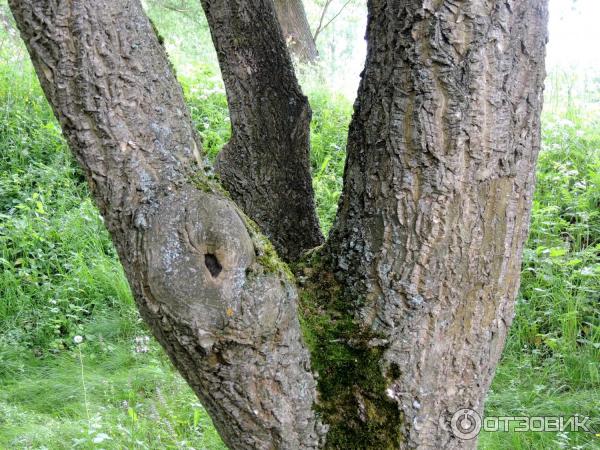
[8,1,324,448]
[312,0,333,43]
[313,0,352,43]
[201,0,323,261]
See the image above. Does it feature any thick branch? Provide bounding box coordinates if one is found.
[201,0,324,261]
[9,1,323,448]
[326,0,549,447]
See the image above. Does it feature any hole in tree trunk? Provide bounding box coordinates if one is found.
[204,253,222,278]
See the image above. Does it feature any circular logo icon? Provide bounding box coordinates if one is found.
[450,408,482,440]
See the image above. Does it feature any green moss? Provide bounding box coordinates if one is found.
[294,255,402,449]
[254,234,294,280]
[189,172,230,197]
[192,176,215,193]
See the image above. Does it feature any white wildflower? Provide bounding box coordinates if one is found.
[580,266,595,276]
[92,433,110,444]
[134,335,150,353]
[73,335,83,344]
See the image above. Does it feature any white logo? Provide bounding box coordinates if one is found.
[451,408,482,440]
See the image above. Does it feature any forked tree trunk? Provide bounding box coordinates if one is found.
[10,0,548,449]
[273,0,319,63]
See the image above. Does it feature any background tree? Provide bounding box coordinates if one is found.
[274,0,319,62]
[8,0,548,449]
[149,0,320,63]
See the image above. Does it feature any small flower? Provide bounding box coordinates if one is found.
[92,433,110,444]
[73,335,83,344]
[580,266,596,276]
[134,336,150,353]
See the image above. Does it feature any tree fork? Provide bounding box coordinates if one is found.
[10,0,549,448]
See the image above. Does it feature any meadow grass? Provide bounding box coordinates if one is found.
[0,12,599,450]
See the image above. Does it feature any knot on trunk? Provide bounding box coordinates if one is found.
[143,186,293,349]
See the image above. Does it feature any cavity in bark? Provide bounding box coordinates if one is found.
[205,253,222,278]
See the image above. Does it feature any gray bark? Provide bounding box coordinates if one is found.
[274,0,319,62]
[10,0,549,449]
[8,1,323,448]
[201,0,323,262]
[325,0,549,447]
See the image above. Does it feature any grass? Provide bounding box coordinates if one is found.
[1,7,599,449]
[0,341,225,449]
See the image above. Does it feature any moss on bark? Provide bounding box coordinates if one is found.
[294,252,402,449]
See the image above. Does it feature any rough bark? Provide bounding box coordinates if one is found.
[201,0,323,262]
[324,0,549,447]
[10,0,549,448]
[274,0,319,62]
[8,1,323,448]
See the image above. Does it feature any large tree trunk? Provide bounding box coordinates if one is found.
[323,0,549,447]
[273,0,319,63]
[201,0,324,261]
[10,0,548,449]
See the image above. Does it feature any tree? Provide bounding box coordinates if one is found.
[149,0,319,63]
[9,0,548,448]
[274,0,319,63]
